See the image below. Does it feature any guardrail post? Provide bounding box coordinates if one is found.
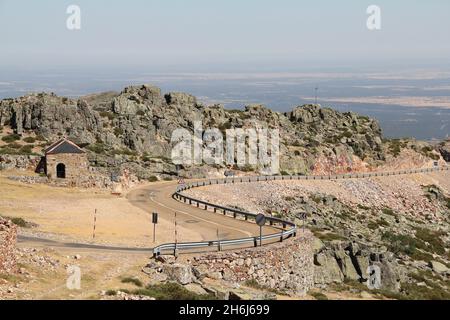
[280,235,284,242]
[214,208,217,213]
[218,240,222,252]
[253,237,258,247]
[233,212,237,219]
[245,215,248,221]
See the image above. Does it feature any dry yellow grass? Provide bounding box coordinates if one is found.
[0,172,199,247]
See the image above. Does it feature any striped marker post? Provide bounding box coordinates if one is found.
[174,211,178,256]
[92,209,97,240]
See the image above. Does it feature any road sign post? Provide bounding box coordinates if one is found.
[255,214,266,247]
[152,212,158,243]
[297,212,308,233]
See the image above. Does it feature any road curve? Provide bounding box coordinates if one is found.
[17,166,448,252]
[126,181,278,243]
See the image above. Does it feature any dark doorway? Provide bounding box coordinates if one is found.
[56,163,66,179]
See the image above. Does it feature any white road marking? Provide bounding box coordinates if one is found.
[149,196,253,238]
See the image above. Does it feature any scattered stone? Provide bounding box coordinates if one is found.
[0,218,17,274]
[162,263,195,285]
[184,283,208,296]
[429,261,449,274]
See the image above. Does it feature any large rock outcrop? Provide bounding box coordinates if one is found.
[1,84,436,180]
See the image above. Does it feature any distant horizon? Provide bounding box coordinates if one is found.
[2,1,450,70]
[1,70,449,141]
[1,1,449,140]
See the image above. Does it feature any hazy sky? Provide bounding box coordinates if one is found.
[1,0,450,71]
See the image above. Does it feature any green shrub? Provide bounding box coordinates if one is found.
[2,134,21,143]
[382,208,396,217]
[121,277,143,287]
[218,121,232,133]
[130,282,216,300]
[314,231,346,242]
[19,145,33,154]
[310,195,323,204]
[105,290,117,296]
[99,111,117,120]
[148,176,158,182]
[414,227,446,255]
[112,148,138,157]
[367,218,389,230]
[367,221,379,230]
[381,232,422,256]
[35,134,46,141]
[0,216,29,228]
[113,127,124,137]
[23,137,36,144]
[7,142,21,149]
[86,143,105,154]
[240,164,254,172]
[357,204,371,211]
[309,291,329,300]
[388,139,407,157]
[377,218,389,227]
[341,130,353,139]
[400,282,450,300]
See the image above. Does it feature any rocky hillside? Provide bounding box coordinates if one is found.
[0,84,444,180]
[186,171,450,299]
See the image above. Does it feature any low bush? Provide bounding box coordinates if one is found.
[130,282,216,300]
[121,277,143,287]
[86,143,106,154]
[23,137,36,143]
[1,134,21,143]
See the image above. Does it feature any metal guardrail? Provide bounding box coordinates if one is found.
[152,190,297,257]
[153,165,448,257]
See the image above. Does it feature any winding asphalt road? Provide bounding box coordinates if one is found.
[18,181,278,253]
[126,181,278,241]
[18,166,448,253]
